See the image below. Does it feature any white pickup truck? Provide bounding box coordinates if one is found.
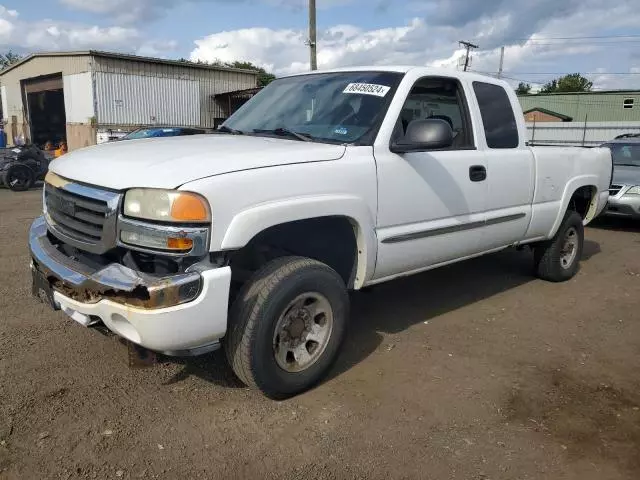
[30,67,612,398]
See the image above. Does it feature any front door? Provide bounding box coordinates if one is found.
[372,76,489,281]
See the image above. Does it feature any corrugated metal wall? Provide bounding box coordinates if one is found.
[0,55,91,123]
[527,121,640,146]
[519,93,640,122]
[63,72,95,123]
[92,56,258,127]
[0,53,259,140]
[95,72,201,126]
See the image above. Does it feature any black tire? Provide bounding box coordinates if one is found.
[224,256,349,399]
[534,210,584,282]
[4,165,34,192]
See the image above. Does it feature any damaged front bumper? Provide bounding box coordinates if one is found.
[29,216,232,354]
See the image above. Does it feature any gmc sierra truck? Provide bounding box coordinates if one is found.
[29,67,612,398]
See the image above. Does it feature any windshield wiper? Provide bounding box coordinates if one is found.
[217,125,244,135]
[252,128,314,142]
[615,163,640,167]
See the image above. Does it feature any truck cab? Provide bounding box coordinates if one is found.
[29,67,611,398]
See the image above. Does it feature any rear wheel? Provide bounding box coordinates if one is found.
[224,256,349,399]
[5,165,34,192]
[534,210,584,282]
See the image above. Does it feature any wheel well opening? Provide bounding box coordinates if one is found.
[228,216,358,288]
[569,186,597,220]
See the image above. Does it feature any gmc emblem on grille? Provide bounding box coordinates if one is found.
[51,196,76,216]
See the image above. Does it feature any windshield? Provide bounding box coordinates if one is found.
[123,128,183,140]
[222,71,403,145]
[603,143,640,167]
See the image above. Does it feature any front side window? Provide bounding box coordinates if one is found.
[223,71,403,145]
[623,98,634,109]
[394,77,474,149]
[473,82,519,149]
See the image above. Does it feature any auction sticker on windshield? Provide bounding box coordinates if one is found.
[343,83,390,97]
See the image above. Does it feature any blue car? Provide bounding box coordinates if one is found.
[120,126,207,140]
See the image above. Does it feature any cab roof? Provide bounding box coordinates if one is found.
[281,65,508,85]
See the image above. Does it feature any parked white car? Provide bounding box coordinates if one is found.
[30,67,612,398]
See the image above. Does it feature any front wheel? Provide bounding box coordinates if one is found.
[534,210,584,282]
[224,256,349,399]
[4,165,34,192]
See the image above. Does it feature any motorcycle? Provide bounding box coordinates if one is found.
[0,145,53,192]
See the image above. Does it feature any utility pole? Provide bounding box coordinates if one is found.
[309,0,317,70]
[497,46,505,78]
[459,40,478,72]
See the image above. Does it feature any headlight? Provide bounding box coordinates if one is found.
[624,186,640,196]
[120,189,210,255]
[123,189,211,223]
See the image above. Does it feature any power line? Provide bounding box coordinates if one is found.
[500,72,640,75]
[524,40,640,45]
[486,34,640,42]
[498,75,545,85]
[470,70,640,93]
[468,70,547,85]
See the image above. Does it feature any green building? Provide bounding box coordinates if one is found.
[518,90,640,123]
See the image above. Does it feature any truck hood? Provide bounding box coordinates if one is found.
[50,134,346,190]
[612,165,640,186]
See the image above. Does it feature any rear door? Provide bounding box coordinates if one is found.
[470,81,534,248]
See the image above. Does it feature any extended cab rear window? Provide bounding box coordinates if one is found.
[472,82,519,149]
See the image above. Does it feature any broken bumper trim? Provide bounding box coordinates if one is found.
[29,216,232,352]
[30,216,202,309]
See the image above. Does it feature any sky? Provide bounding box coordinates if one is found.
[1,0,639,90]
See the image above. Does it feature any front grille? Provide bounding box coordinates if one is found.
[44,181,120,254]
[609,184,623,196]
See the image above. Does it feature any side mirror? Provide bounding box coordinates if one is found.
[390,118,454,153]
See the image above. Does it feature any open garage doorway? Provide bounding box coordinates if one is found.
[22,74,66,148]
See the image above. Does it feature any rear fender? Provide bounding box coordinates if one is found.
[548,175,599,237]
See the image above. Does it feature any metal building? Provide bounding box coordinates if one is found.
[518,90,640,123]
[518,90,640,145]
[0,51,259,151]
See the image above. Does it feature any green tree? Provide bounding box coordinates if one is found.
[540,73,593,93]
[515,82,532,95]
[539,79,557,93]
[177,58,276,87]
[226,61,276,87]
[0,51,22,69]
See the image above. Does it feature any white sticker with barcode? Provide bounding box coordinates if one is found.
[343,83,391,97]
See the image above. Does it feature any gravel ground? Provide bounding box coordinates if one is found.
[1,188,639,480]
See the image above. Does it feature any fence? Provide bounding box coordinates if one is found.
[526,121,640,146]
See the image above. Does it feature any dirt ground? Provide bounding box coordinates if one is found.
[1,188,639,480]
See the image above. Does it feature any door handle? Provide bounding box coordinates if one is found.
[469,165,487,182]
